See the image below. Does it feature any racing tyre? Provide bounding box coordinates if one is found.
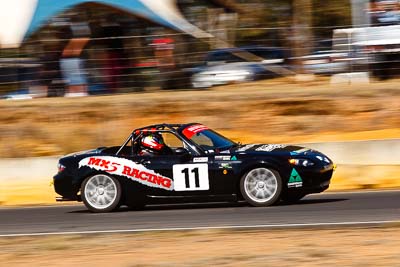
[81,174,122,213]
[281,192,306,204]
[240,167,282,207]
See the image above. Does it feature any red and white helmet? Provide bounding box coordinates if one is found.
[141,134,165,152]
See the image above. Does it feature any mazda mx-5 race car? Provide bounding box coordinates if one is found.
[53,123,335,212]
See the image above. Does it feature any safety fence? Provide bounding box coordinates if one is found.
[1,25,400,97]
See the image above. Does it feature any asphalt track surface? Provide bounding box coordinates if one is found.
[1,190,400,236]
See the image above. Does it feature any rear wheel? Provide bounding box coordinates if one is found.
[240,167,282,207]
[81,174,122,213]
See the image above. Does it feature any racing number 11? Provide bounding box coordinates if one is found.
[173,164,209,191]
[182,167,200,188]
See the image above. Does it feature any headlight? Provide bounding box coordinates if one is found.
[316,155,331,163]
[289,158,315,167]
[57,163,66,173]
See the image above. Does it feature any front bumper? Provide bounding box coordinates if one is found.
[53,172,80,201]
[287,164,334,194]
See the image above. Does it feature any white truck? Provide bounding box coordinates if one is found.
[333,25,400,79]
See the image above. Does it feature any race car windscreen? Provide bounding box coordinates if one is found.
[182,124,236,152]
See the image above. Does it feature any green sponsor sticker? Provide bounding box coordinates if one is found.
[288,168,303,188]
[219,163,233,169]
[230,155,237,161]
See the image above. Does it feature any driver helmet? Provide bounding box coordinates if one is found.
[141,133,165,153]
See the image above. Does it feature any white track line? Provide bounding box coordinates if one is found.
[1,220,399,238]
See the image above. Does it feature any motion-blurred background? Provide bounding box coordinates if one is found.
[1,0,400,96]
[0,0,399,150]
[0,0,399,204]
[1,3,400,266]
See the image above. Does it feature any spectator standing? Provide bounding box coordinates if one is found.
[60,21,90,97]
[42,42,64,97]
[151,36,176,89]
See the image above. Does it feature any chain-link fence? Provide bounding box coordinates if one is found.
[1,25,400,98]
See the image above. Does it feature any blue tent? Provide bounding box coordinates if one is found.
[0,0,212,48]
[27,0,175,36]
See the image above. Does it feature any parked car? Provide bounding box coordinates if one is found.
[298,50,350,75]
[1,89,33,100]
[189,46,289,88]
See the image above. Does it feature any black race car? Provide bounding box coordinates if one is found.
[53,123,335,212]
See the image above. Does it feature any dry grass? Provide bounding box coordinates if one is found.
[0,179,56,206]
[0,78,399,158]
[1,226,400,266]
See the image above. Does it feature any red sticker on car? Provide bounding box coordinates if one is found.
[182,124,209,139]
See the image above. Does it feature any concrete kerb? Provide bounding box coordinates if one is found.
[0,139,399,205]
[296,139,400,165]
[296,139,400,190]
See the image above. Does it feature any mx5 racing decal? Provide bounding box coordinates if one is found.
[79,156,173,191]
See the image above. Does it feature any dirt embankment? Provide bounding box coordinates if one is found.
[2,226,400,266]
[0,78,399,158]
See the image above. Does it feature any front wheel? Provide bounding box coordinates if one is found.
[81,174,122,213]
[240,167,282,207]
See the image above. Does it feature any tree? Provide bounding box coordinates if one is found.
[292,0,313,73]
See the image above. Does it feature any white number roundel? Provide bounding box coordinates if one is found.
[173,164,209,191]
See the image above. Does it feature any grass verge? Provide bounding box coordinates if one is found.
[0,78,399,157]
[1,226,400,266]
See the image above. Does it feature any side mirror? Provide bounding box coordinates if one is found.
[174,147,189,155]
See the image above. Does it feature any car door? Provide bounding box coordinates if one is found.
[208,153,238,195]
[144,132,215,197]
[144,152,240,198]
[142,154,210,196]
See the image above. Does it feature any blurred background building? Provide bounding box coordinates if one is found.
[0,0,400,98]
